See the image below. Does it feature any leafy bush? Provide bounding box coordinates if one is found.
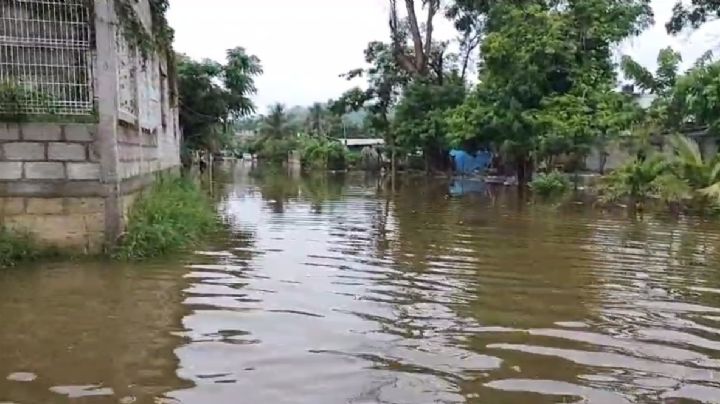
[0,227,40,268]
[115,176,218,260]
[0,81,57,119]
[300,136,347,170]
[255,137,298,163]
[530,171,571,197]
[595,154,687,208]
[346,150,361,168]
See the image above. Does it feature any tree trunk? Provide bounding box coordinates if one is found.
[516,154,533,186]
[599,152,608,175]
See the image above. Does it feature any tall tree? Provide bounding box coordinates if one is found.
[306,103,326,136]
[335,41,409,176]
[388,0,441,78]
[447,0,652,184]
[177,47,262,152]
[261,103,291,139]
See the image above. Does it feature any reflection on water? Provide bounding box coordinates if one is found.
[3,163,720,403]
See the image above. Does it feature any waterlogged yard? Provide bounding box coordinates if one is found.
[2,164,720,403]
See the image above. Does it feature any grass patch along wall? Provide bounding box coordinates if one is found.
[114,175,218,261]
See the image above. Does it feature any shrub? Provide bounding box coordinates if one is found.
[115,176,218,260]
[530,171,571,197]
[255,137,298,163]
[0,227,41,268]
[299,136,347,170]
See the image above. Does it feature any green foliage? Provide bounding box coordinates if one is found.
[260,103,292,139]
[0,81,57,121]
[530,171,571,197]
[0,228,41,268]
[597,155,669,205]
[447,0,652,183]
[666,135,720,204]
[299,136,348,170]
[346,150,362,169]
[254,137,298,164]
[178,48,262,153]
[337,41,408,155]
[394,77,466,161]
[670,60,720,133]
[621,47,682,96]
[600,135,720,210]
[667,0,720,33]
[115,176,218,261]
[114,0,173,60]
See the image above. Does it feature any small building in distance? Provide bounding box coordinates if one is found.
[340,138,385,151]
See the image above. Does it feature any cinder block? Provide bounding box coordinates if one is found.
[0,123,20,141]
[0,198,25,215]
[3,142,45,161]
[48,143,86,161]
[88,143,101,162]
[65,197,105,214]
[26,198,64,214]
[0,162,23,180]
[63,124,95,142]
[82,213,106,233]
[21,123,62,141]
[67,162,100,180]
[24,162,65,179]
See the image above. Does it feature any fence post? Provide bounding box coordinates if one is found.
[94,0,124,246]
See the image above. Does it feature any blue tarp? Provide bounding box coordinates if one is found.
[449,150,492,175]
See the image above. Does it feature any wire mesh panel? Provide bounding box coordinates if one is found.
[0,0,95,116]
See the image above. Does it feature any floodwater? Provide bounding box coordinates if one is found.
[3,164,720,404]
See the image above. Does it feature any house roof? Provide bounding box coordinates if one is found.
[340,138,385,147]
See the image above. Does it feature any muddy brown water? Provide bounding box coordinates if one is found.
[3,164,720,403]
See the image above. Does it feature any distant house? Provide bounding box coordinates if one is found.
[340,138,385,150]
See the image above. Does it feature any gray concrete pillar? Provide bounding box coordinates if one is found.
[94,0,124,247]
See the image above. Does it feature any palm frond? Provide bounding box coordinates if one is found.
[700,183,720,204]
[652,173,692,203]
[669,134,703,166]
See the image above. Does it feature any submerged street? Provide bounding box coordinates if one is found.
[2,163,720,403]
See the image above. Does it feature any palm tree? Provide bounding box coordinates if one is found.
[223,47,263,119]
[306,103,325,137]
[668,135,720,203]
[262,103,289,139]
[599,155,670,208]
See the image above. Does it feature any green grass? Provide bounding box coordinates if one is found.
[0,227,41,268]
[114,175,218,261]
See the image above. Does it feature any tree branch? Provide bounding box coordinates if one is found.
[460,32,481,82]
[404,0,426,73]
[423,0,439,74]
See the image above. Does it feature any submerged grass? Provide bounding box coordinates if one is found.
[0,227,42,268]
[114,175,218,261]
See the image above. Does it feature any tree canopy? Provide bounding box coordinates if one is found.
[177,47,262,152]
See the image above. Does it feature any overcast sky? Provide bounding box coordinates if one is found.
[168,0,719,113]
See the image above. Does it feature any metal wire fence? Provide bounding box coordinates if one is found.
[0,0,95,117]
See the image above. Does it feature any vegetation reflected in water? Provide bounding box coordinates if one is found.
[2,163,720,403]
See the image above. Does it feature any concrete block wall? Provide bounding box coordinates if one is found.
[0,122,106,252]
[0,123,101,182]
[117,120,180,180]
[0,0,182,255]
[0,197,106,253]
